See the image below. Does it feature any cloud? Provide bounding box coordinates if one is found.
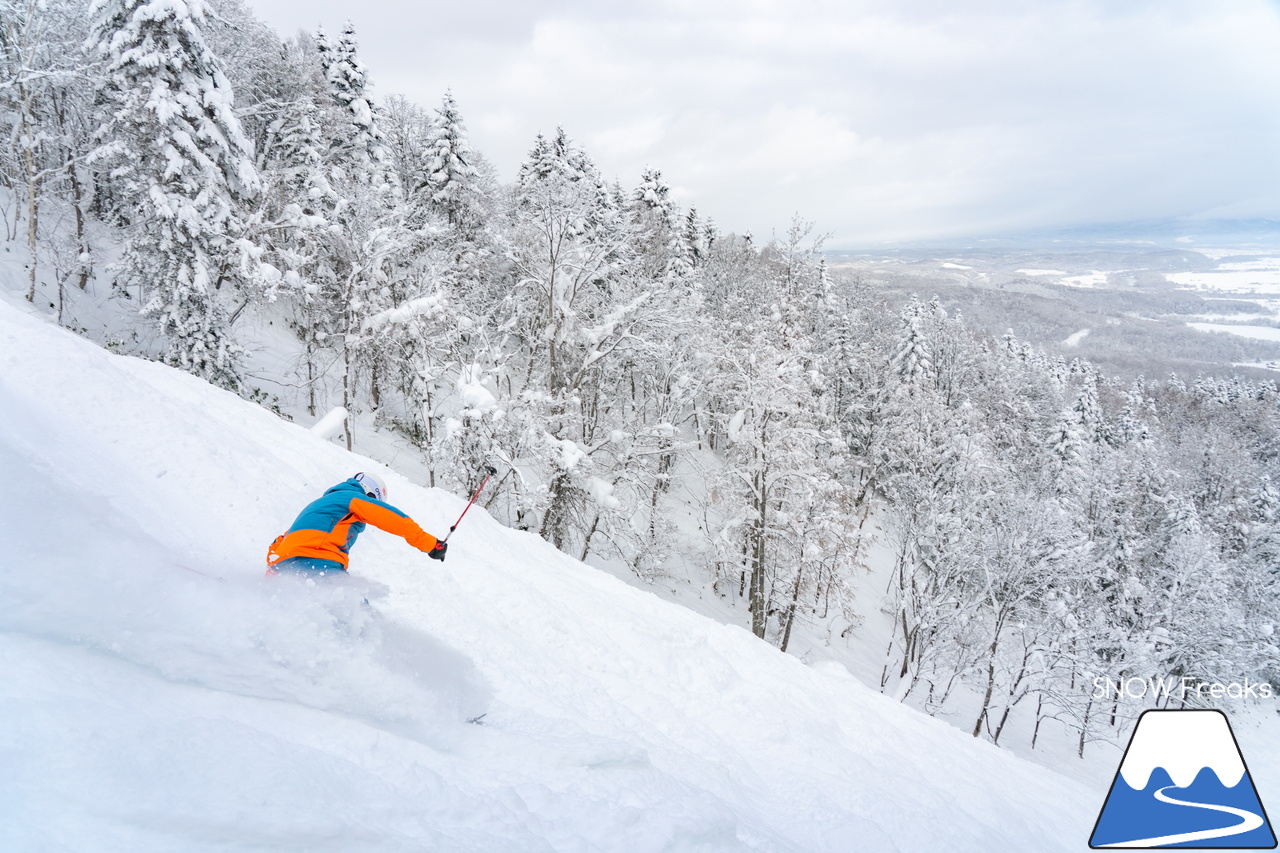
[245,0,1280,245]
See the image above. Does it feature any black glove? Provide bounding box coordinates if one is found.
[427,541,448,561]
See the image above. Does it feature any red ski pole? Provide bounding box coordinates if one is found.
[440,465,498,544]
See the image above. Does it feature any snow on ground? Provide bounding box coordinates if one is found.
[1015,269,1066,276]
[1167,266,1280,294]
[1060,271,1109,288]
[1063,328,1091,347]
[1183,313,1277,323]
[1192,249,1278,261]
[1217,259,1280,272]
[0,288,1119,851]
[1188,322,1280,343]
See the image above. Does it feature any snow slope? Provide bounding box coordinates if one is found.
[0,297,1107,851]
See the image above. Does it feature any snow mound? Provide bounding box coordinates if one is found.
[0,300,1101,851]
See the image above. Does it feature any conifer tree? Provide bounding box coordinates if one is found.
[317,21,397,198]
[683,207,707,268]
[890,297,934,387]
[415,91,481,229]
[630,166,690,284]
[89,0,260,389]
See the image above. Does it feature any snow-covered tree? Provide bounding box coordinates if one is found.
[316,21,397,199]
[629,166,692,286]
[414,91,481,230]
[89,0,261,389]
[890,297,935,388]
[505,128,637,549]
[2,0,99,312]
[698,234,860,644]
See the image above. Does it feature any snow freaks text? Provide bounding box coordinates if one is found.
[1092,676,1275,702]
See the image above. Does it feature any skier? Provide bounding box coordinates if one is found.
[267,472,446,574]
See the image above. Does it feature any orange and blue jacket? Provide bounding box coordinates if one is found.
[266,479,438,569]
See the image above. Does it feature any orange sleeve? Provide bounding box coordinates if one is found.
[349,497,439,553]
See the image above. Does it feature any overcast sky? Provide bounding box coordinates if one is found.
[241,0,1280,247]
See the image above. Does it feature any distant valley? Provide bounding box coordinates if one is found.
[827,241,1280,382]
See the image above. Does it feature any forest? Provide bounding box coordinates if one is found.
[4,0,1278,755]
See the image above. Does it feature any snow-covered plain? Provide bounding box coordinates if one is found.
[1189,322,1280,343]
[1060,271,1109,288]
[1167,259,1280,295]
[0,289,1120,850]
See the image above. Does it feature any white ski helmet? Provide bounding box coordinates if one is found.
[354,471,388,502]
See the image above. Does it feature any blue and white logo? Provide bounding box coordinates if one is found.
[1090,709,1276,848]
